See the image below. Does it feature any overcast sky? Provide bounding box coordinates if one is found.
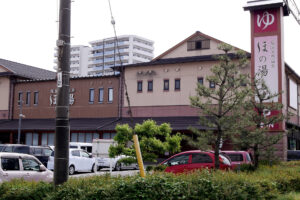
[0,0,299,74]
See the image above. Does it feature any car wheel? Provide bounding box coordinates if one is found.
[115,162,122,171]
[91,163,96,173]
[69,165,75,175]
[97,166,102,171]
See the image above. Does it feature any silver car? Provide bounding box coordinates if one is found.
[0,152,53,183]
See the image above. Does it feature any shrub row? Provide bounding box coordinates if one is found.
[1,162,300,200]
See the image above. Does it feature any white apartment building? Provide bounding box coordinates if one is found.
[54,35,154,77]
[88,35,154,76]
[54,45,90,77]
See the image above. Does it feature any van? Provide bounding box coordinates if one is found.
[69,142,92,153]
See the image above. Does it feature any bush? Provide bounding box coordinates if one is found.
[2,162,300,200]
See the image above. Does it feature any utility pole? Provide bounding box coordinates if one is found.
[17,100,24,144]
[54,0,71,186]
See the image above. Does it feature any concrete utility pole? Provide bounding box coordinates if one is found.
[54,0,71,186]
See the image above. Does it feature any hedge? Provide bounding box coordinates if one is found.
[1,161,300,200]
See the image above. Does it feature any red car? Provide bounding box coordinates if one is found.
[160,150,232,174]
[221,151,252,168]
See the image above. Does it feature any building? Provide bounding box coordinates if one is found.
[0,58,55,121]
[88,35,154,76]
[54,45,90,77]
[1,31,300,160]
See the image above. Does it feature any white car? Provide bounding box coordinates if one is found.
[96,155,138,171]
[47,149,96,175]
[0,152,53,183]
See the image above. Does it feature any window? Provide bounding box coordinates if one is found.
[289,79,298,109]
[103,133,111,139]
[137,81,143,92]
[81,151,90,158]
[98,88,104,103]
[187,39,210,51]
[108,88,113,102]
[89,88,94,103]
[71,150,80,157]
[166,153,190,166]
[18,92,23,106]
[198,77,204,85]
[26,92,30,105]
[86,133,93,143]
[209,81,215,88]
[25,133,38,146]
[191,153,213,163]
[1,158,19,171]
[22,158,40,171]
[227,154,244,162]
[175,79,181,90]
[164,79,169,91]
[148,80,153,92]
[33,92,39,105]
[78,133,85,142]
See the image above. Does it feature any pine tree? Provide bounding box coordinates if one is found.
[234,72,287,169]
[187,43,250,169]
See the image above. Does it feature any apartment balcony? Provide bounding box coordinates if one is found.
[88,59,103,65]
[133,56,150,63]
[70,57,79,61]
[133,41,154,51]
[133,49,154,58]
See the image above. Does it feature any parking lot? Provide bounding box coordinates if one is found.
[71,169,140,178]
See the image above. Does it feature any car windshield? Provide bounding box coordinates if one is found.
[227,154,243,162]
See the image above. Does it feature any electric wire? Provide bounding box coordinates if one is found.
[107,0,135,125]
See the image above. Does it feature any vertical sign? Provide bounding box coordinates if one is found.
[249,6,284,131]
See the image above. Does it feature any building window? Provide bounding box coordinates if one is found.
[198,77,204,85]
[187,39,210,51]
[102,132,116,139]
[25,133,39,146]
[33,92,39,105]
[25,92,30,105]
[164,79,169,91]
[148,80,153,92]
[89,88,94,103]
[98,88,104,103]
[175,79,181,90]
[18,92,23,105]
[137,81,143,92]
[108,88,113,102]
[209,81,215,88]
[71,133,99,143]
[41,133,54,146]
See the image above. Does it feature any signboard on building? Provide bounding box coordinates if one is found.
[244,1,285,132]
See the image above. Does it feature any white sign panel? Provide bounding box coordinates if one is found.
[254,35,278,102]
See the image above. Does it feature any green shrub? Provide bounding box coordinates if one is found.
[2,162,300,200]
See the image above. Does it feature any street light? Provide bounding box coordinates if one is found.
[17,100,25,144]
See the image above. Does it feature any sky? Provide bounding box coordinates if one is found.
[0,0,299,74]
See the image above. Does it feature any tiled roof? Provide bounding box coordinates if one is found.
[0,117,210,132]
[0,58,56,80]
[113,53,251,69]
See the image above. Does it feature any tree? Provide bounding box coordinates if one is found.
[186,43,250,169]
[109,119,182,164]
[233,72,287,169]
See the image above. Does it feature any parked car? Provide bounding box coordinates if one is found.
[0,152,53,183]
[160,150,232,174]
[47,149,96,175]
[0,144,53,167]
[69,142,92,154]
[287,150,300,161]
[0,145,4,152]
[221,151,252,167]
[96,155,138,171]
